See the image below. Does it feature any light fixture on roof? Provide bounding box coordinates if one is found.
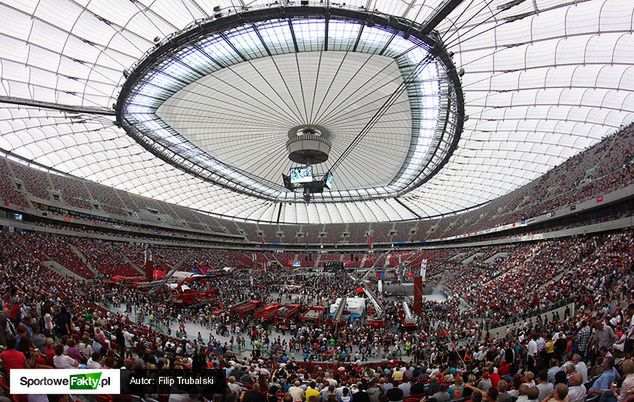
[282,126,333,201]
[286,126,331,164]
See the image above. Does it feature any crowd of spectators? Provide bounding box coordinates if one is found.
[0,228,631,402]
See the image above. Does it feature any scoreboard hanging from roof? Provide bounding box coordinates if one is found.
[289,166,313,183]
[323,261,343,271]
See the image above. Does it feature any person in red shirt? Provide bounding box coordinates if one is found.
[0,336,27,379]
[488,364,501,390]
[44,337,56,367]
[2,287,21,324]
[498,359,511,377]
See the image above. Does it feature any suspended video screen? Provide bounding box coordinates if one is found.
[290,166,313,184]
[325,171,334,189]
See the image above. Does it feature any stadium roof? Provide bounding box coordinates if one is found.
[0,0,633,224]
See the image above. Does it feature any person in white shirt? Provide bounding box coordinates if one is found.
[567,373,586,402]
[288,380,305,402]
[528,336,538,369]
[536,335,546,352]
[609,312,622,328]
[475,346,487,361]
[91,339,102,354]
[87,351,102,369]
[572,354,588,383]
[516,384,530,402]
[526,387,540,402]
[123,329,135,349]
[547,359,562,383]
[227,377,242,395]
[320,384,337,402]
[53,344,78,369]
[536,371,554,402]
[44,312,53,336]
[325,376,338,387]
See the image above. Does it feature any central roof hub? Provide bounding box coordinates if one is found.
[286,125,331,164]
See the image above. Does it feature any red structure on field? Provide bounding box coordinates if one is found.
[413,276,423,315]
[145,260,154,282]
